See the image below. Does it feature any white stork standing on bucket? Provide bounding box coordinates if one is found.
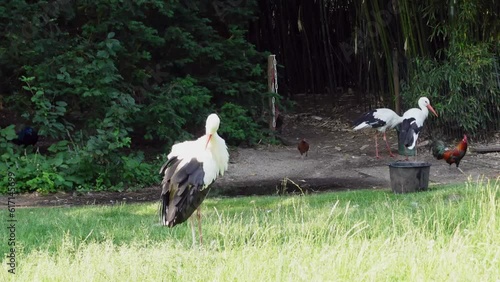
[159,113,229,245]
[353,108,404,158]
[399,97,438,158]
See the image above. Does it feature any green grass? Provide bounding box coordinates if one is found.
[1,177,499,281]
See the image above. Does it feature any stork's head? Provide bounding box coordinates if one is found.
[418,97,438,117]
[205,113,220,149]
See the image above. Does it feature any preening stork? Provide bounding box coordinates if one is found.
[159,113,229,245]
[353,108,404,158]
[399,97,438,155]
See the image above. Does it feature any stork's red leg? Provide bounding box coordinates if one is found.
[197,206,203,245]
[383,132,395,158]
[374,133,380,159]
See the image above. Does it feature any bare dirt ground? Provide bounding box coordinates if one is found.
[4,94,499,207]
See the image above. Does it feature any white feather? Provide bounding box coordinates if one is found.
[402,97,432,124]
[353,108,403,132]
[401,97,436,150]
[164,114,229,187]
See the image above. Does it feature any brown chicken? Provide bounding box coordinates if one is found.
[431,134,468,174]
[298,139,309,157]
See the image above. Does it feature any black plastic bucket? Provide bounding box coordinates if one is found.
[388,162,431,193]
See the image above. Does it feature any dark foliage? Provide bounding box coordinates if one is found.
[0,0,272,193]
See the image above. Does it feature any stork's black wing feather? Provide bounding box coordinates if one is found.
[159,156,177,175]
[160,157,207,227]
[399,118,419,147]
[353,110,387,129]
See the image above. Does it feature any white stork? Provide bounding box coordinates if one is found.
[399,97,438,156]
[353,108,404,158]
[159,113,229,245]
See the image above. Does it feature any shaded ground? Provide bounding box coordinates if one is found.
[3,94,500,207]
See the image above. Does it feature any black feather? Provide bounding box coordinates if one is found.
[430,140,447,160]
[160,157,207,227]
[353,110,387,129]
[12,127,38,146]
[399,118,419,147]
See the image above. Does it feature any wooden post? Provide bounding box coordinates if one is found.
[267,55,277,130]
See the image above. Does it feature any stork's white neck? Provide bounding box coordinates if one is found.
[420,105,429,118]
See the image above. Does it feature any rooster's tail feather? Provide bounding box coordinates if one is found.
[430,139,446,160]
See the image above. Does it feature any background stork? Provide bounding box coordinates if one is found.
[353,108,404,158]
[399,97,438,157]
[159,113,229,245]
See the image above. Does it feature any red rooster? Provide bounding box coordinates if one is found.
[298,138,309,158]
[431,134,468,174]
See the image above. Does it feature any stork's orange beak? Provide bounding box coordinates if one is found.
[427,105,438,117]
[205,134,212,149]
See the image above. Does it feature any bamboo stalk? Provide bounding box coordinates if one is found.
[393,48,401,113]
[267,55,276,130]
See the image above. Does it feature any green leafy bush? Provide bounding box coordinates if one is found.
[0,127,160,194]
[135,76,211,145]
[219,103,261,146]
[401,42,498,137]
[0,138,87,194]
[402,1,499,138]
[0,0,273,193]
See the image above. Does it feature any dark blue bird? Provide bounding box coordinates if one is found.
[12,127,39,146]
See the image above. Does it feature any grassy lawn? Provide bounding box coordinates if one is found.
[1,177,499,281]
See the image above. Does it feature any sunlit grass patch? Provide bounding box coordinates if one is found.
[1,177,498,281]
